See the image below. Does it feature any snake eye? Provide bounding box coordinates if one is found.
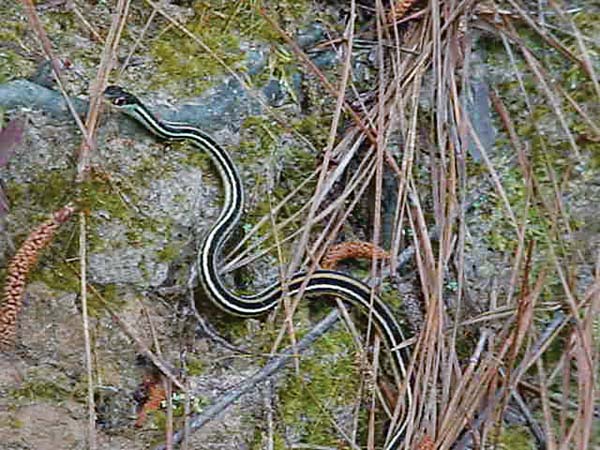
[114,96,126,106]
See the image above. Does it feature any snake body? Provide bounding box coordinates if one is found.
[104,85,410,448]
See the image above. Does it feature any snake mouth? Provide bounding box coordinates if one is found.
[103,85,140,107]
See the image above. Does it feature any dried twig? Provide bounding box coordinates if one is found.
[75,2,131,448]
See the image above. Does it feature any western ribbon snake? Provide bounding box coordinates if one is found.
[104,86,411,448]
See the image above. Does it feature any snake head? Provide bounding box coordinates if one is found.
[103,85,141,108]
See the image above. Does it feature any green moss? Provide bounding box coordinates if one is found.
[43,10,76,33]
[475,28,597,258]
[293,115,330,151]
[0,12,30,83]
[149,2,244,96]
[149,409,167,431]
[180,142,213,172]
[0,49,25,84]
[88,284,128,316]
[156,242,183,263]
[209,309,259,342]
[191,0,311,46]
[11,374,73,403]
[272,432,288,450]
[277,327,363,446]
[225,114,317,269]
[483,168,546,253]
[80,172,169,251]
[496,425,536,449]
[239,115,316,220]
[34,263,79,295]
[249,426,287,450]
[151,32,241,96]
[35,258,126,315]
[0,415,24,429]
[80,175,146,225]
[14,168,112,247]
[7,169,76,223]
[147,0,318,97]
[238,116,285,165]
[6,161,166,312]
[0,14,25,42]
[185,356,205,376]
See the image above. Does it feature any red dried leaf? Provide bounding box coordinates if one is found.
[135,377,167,427]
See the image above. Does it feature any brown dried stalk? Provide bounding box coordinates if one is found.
[0,204,75,348]
[321,241,389,270]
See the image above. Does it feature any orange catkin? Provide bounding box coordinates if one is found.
[321,241,389,270]
[0,204,74,348]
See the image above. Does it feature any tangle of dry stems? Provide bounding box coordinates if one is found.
[0,204,75,348]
